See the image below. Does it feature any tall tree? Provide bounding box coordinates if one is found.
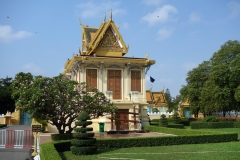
[180,40,240,118]
[210,40,240,116]
[180,61,210,117]
[0,77,15,114]
[12,72,117,134]
[164,88,180,113]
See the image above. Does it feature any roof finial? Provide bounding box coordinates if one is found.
[79,18,83,26]
[104,13,106,22]
[117,22,120,29]
[145,53,149,59]
[110,9,112,21]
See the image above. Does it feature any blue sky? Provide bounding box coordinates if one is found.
[1,0,240,97]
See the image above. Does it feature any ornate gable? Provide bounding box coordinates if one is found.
[96,26,122,52]
[80,13,129,57]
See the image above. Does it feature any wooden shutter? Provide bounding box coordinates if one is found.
[131,70,141,92]
[86,69,97,90]
[107,70,121,99]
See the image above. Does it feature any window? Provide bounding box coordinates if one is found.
[131,70,141,92]
[86,69,97,90]
[107,70,121,99]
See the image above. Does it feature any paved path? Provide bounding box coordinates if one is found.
[0,125,34,160]
[0,148,32,160]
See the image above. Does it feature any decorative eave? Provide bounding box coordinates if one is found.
[63,55,155,73]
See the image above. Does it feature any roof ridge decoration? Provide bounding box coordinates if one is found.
[80,10,129,57]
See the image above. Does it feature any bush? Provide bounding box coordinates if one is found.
[202,116,218,122]
[71,111,97,155]
[0,124,7,128]
[171,112,181,124]
[190,121,240,129]
[159,114,168,127]
[51,134,73,141]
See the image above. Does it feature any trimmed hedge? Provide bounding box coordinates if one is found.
[51,134,73,141]
[0,124,7,128]
[190,121,240,129]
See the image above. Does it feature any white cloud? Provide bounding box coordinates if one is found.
[76,1,125,19]
[188,12,201,23]
[157,27,173,40]
[181,62,198,71]
[228,1,240,19]
[22,63,44,75]
[142,0,163,6]
[141,5,177,26]
[0,25,33,43]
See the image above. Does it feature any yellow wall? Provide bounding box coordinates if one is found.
[10,110,20,125]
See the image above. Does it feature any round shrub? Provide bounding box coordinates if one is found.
[75,121,92,126]
[71,146,97,155]
[71,138,96,146]
[73,132,95,138]
[74,127,93,133]
[71,111,97,155]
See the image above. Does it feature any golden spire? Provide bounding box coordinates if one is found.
[110,9,112,21]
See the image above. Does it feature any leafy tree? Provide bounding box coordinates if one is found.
[164,88,181,113]
[0,77,15,114]
[180,61,211,117]
[210,40,240,117]
[11,72,117,134]
[180,40,240,118]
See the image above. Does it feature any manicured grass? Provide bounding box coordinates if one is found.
[60,141,240,160]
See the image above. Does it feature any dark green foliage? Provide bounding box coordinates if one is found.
[171,112,181,124]
[71,111,97,155]
[0,124,7,128]
[0,77,15,114]
[159,114,168,127]
[202,116,218,122]
[70,146,97,155]
[73,127,93,133]
[71,138,96,146]
[51,134,73,141]
[190,121,240,129]
[75,121,92,126]
[73,132,95,138]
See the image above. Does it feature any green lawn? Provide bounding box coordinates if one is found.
[60,141,240,160]
[60,127,240,160]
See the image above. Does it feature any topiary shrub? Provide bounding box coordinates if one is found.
[159,114,168,127]
[70,111,97,155]
[171,112,181,124]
